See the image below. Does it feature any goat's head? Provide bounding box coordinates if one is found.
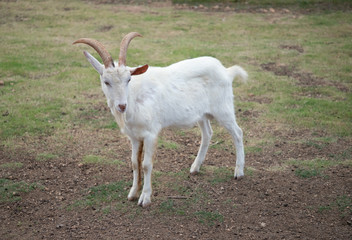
[74,32,148,113]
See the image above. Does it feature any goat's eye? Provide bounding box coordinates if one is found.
[127,78,131,83]
[104,81,111,87]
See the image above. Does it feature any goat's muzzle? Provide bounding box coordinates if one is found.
[118,104,126,113]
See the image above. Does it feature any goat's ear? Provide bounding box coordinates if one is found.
[130,64,149,76]
[83,51,104,75]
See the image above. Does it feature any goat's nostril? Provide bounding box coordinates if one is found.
[118,104,126,112]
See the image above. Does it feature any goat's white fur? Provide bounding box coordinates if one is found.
[83,49,247,207]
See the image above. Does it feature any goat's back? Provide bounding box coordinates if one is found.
[127,57,237,131]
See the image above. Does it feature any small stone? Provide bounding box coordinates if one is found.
[56,224,64,229]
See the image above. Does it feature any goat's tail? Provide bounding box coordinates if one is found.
[227,65,248,83]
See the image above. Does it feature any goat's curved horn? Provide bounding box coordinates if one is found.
[73,38,114,68]
[118,32,142,66]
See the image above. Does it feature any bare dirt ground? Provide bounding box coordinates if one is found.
[1,124,351,239]
[1,2,352,240]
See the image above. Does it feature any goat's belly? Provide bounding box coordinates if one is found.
[162,106,206,128]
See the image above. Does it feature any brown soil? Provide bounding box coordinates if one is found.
[260,62,349,92]
[1,115,351,239]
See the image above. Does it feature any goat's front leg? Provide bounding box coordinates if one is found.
[138,135,157,208]
[128,139,143,201]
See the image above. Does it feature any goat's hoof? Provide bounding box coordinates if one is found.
[142,201,152,208]
[128,196,138,201]
[234,166,244,180]
[234,175,244,180]
[138,193,151,208]
[138,201,151,208]
[190,165,200,175]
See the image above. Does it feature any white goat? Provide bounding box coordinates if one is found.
[74,32,247,207]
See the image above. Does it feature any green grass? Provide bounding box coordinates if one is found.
[157,198,224,226]
[82,155,124,166]
[0,162,23,169]
[208,167,233,184]
[304,140,327,150]
[329,147,352,162]
[173,0,352,8]
[288,158,350,170]
[103,120,119,130]
[315,195,352,216]
[0,179,38,203]
[36,153,59,161]
[0,99,65,139]
[294,168,321,178]
[1,0,351,143]
[158,138,180,150]
[195,210,224,226]
[69,181,129,211]
[244,166,256,176]
[159,199,186,215]
[270,96,352,136]
[336,195,352,216]
[245,146,263,154]
[287,158,352,178]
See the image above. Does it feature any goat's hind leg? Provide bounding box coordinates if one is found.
[128,139,143,201]
[190,118,213,174]
[216,115,245,179]
[231,121,245,179]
